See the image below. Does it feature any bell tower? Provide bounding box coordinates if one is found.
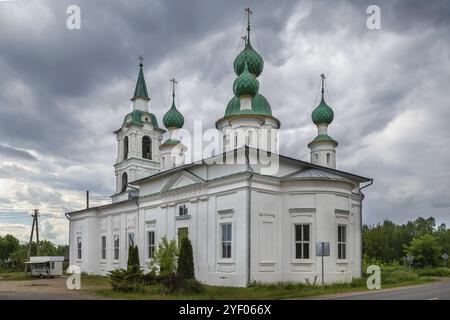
[113,57,165,201]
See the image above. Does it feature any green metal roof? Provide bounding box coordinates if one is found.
[312,98,334,125]
[131,64,149,101]
[233,60,259,97]
[224,94,272,117]
[160,138,181,147]
[307,134,338,147]
[233,42,264,77]
[123,109,162,129]
[163,100,184,129]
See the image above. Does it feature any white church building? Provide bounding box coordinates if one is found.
[67,12,372,286]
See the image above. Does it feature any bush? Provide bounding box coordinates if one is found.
[127,246,140,269]
[417,267,450,277]
[108,265,144,292]
[150,236,178,277]
[177,238,195,280]
[405,234,443,268]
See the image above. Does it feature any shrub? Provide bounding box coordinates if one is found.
[405,234,443,267]
[417,267,450,277]
[177,237,195,280]
[108,265,144,292]
[127,246,140,270]
[150,236,178,277]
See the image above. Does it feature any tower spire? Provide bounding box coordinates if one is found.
[131,56,150,104]
[170,78,178,101]
[245,7,252,43]
[320,73,325,99]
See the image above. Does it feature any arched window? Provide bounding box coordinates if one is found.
[123,136,129,160]
[121,172,128,193]
[142,136,152,159]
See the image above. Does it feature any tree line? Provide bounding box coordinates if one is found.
[0,235,68,271]
[363,217,450,267]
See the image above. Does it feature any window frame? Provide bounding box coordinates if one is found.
[123,136,129,160]
[128,232,135,248]
[77,236,82,260]
[147,230,156,260]
[101,235,107,260]
[294,224,311,260]
[221,223,232,259]
[121,172,128,193]
[113,234,120,261]
[178,204,188,216]
[337,225,347,260]
[142,135,152,160]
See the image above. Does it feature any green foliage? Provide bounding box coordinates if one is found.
[108,265,144,292]
[363,217,450,265]
[0,234,69,272]
[177,237,195,280]
[127,246,140,270]
[416,267,450,277]
[405,234,443,267]
[150,236,178,277]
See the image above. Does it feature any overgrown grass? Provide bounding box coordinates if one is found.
[78,265,440,300]
[0,272,34,281]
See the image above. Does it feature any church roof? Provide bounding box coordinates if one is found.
[131,61,150,101]
[120,109,164,131]
[130,146,372,186]
[282,168,352,183]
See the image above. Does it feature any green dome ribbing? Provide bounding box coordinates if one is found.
[233,60,259,97]
[312,97,334,125]
[233,42,264,77]
[163,99,184,129]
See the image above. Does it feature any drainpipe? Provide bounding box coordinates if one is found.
[359,179,373,277]
[245,148,254,285]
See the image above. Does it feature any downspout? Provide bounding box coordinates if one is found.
[245,148,254,285]
[359,179,373,277]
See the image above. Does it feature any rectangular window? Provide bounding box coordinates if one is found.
[114,235,120,260]
[51,262,55,269]
[77,237,82,260]
[221,223,232,259]
[128,232,135,247]
[101,236,106,260]
[178,227,189,247]
[295,224,310,259]
[147,231,156,259]
[338,225,347,260]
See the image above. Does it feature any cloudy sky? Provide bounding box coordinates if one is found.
[0,0,449,244]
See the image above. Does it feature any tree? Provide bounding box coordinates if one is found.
[151,236,178,277]
[0,234,20,262]
[127,246,140,270]
[405,234,443,267]
[177,237,195,280]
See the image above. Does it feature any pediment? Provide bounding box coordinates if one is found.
[161,170,205,192]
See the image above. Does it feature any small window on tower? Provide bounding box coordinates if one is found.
[327,153,330,164]
[142,136,152,159]
[121,172,128,193]
[123,136,129,160]
[315,153,319,161]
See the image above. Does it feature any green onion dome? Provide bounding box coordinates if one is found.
[224,94,272,117]
[163,100,184,129]
[233,60,259,97]
[233,42,264,77]
[311,97,334,125]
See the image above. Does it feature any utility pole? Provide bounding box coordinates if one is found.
[35,209,40,256]
[24,209,39,273]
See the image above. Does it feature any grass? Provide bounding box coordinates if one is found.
[0,272,35,281]
[78,267,439,300]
